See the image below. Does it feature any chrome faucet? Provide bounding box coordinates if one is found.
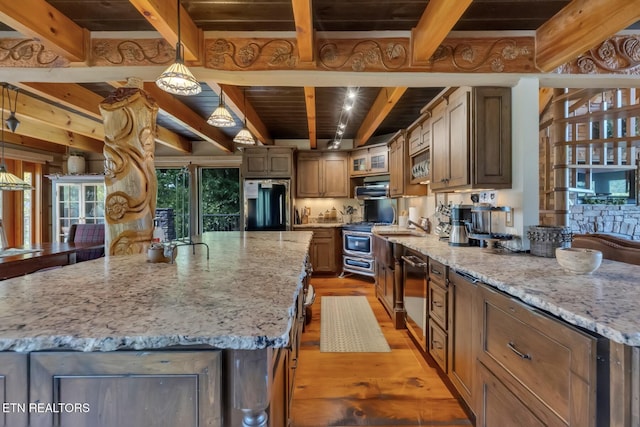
[408,218,430,233]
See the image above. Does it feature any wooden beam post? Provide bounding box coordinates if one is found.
[536,0,640,72]
[303,87,316,148]
[291,0,314,62]
[355,87,406,147]
[411,0,472,64]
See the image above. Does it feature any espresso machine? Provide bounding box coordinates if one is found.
[449,205,473,246]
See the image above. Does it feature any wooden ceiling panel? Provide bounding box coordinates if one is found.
[183,0,295,31]
[46,0,154,31]
[313,0,426,31]
[244,87,308,139]
[376,87,444,136]
[314,87,378,141]
[456,1,570,31]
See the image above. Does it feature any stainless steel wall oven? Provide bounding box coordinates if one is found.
[342,225,375,277]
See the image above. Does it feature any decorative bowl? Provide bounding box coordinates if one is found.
[555,247,603,274]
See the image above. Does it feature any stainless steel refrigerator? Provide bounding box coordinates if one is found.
[243,179,291,231]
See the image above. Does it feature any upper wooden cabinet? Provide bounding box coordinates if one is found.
[242,147,293,178]
[297,151,349,198]
[349,144,389,177]
[389,132,427,198]
[430,87,512,192]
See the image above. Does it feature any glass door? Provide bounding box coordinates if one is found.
[57,183,81,242]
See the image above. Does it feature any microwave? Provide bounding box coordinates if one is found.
[354,183,389,200]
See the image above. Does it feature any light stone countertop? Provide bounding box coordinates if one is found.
[374,225,640,346]
[0,231,312,352]
[293,223,344,229]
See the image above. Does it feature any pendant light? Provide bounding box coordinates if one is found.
[155,0,202,96]
[0,85,31,191]
[207,91,236,127]
[233,89,255,145]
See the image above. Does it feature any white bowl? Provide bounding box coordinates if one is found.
[555,247,603,274]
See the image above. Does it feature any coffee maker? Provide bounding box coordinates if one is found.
[449,205,473,246]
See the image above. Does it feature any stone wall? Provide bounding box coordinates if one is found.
[570,205,640,240]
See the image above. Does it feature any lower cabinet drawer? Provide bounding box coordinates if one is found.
[477,362,565,427]
[428,318,447,372]
[477,285,597,426]
[428,281,448,331]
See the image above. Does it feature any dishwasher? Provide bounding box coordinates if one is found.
[402,248,428,352]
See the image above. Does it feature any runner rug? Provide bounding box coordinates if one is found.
[320,296,391,352]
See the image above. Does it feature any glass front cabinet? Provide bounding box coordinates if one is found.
[48,175,105,242]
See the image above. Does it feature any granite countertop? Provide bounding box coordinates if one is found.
[374,225,640,346]
[293,223,344,229]
[0,231,312,353]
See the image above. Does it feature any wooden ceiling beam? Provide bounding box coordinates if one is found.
[128,0,202,62]
[291,0,314,62]
[0,0,88,62]
[303,87,316,148]
[539,87,553,116]
[3,89,104,141]
[355,87,407,147]
[411,0,472,64]
[536,0,640,72]
[16,82,192,154]
[122,82,233,153]
[218,83,273,145]
[11,119,103,153]
[2,132,67,154]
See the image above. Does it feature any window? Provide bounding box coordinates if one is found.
[200,168,240,232]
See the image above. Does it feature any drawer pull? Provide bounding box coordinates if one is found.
[432,340,443,350]
[507,342,531,360]
[433,300,443,308]
[431,267,442,276]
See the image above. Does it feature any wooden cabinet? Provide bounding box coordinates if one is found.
[296,151,349,198]
[308,228,341,273]
[408,120,431,185]
[29,351,222,427]
[48,175,105,243]
[476,284,598,427]
[430,87,511,192]
[427,258,449,372]
[271,290,304,426]
[448,270,478,412]
[373,235,396,323]
[242,147,293,178]
[389,132,427,198]
[349,144,388,177]
[0,353,28,427]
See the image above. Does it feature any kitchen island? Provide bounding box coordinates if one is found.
[374,225,640,426]
[0,231,312,427]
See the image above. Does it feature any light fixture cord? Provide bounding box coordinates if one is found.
[243,89,247,127]
[175,0,183,63]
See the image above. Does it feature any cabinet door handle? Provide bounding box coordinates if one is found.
[432,340,443,350]
[507,341,532,360]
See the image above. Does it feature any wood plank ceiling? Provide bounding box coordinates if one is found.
[0,0,638,156]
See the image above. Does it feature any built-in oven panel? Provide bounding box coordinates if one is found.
[343,231,373,257]
[342,255,375,277]
[402,252,428,352]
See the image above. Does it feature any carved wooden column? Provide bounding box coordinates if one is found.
[99,82,158,255]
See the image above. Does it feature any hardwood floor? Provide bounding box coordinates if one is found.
[290,275,472,427]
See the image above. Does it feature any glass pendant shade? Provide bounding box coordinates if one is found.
[233,127,255,145]
[156,59,201,96]
[155,0,201,96]
[207,95,235,127]
[0,165,32,191]
[0,85,31,191]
